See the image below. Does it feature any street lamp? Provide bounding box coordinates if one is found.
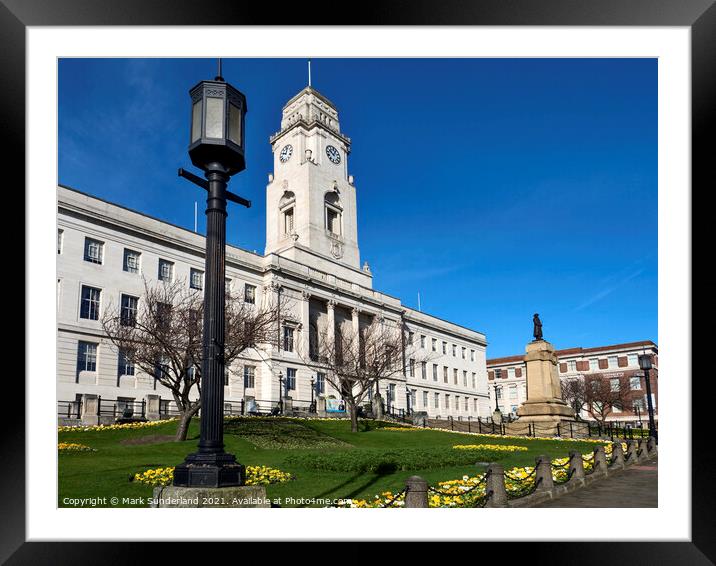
[493,383,501,412]
[638,354,658,443]
[173,62,251,488]
[278,371,286,414]
[405,386,412,416]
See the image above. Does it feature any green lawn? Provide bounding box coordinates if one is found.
[58,418,607,508]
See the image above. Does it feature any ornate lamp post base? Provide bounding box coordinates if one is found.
[173,452,245,488]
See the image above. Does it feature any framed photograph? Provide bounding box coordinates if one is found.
[8,0,710,560]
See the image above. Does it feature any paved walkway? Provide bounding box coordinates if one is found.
[533,457,658,508]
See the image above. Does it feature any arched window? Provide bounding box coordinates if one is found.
[279,191,295,237]
[324,192,342,236]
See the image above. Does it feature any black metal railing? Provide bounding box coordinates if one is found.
[97,397,146,419]
[57,400,82,419]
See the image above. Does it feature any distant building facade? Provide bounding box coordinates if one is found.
[57,84,491,420]
[487,341,658,424]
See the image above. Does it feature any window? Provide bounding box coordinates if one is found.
[462,347,466,359]
[325,193,342,235]
[509,385,517,399]
[474,398,478,412]
[470,349,475,362]
[123,249,141,273]
[421,361,427,380]
[283,207,295,236]
[442,341,447,355]
[495,368,502,380]
[57,229,64,254]
[464,397,469,411]
[455,396,460,410]
[452,344,457,356]
[431,338,437,352]
[471,372,476,389]
[225,278,232,293]
[244,366,255,389]
[420,335,426,348]
[286,368,296,390]
[190,268,204,290]
[316,372,326,394]
[567,360,576,372]
[608,356,618,369]
[118,349,135,376]
[120,294,138,327]
[432,364,438,381]
[628,354,638,367]
[408,332,414,345]
[630,376,642,390]
[245,284,256,304]
[508,367,515,379]
[80,285,101,320]
[463,370,468,387]
[444,394,450,409]
[434,392,439,409]
[610,378,620,392]
[155,302,172,329]
[77,341,97,372]
[589,358,599,372]
[453,368,458,385]
[422,391,428,407]
[632,398,645,411]
[154,356,170,382]
[408,358,415,377]
[443,366,448,383]
[83,237,103,264]
[283,326,295,352]
[496,387,503,399]
[158,259,174,283]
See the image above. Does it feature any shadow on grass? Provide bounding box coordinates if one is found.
[302,466,396,507]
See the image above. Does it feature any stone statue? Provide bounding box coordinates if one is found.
[532,313,543,341]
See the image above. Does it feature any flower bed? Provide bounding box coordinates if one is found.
[452,444,528,452]
[58,419,177,433]
[58,442,95,452]
[132,465,294,487]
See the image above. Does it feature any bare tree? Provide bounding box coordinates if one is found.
[301,318,413,433]
[101,277,281,441]
[584,374,632,425]
[561,377,588,419]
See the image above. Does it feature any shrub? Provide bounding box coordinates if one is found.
[284,447,510,473]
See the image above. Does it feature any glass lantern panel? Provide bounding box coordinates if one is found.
[205,97,224,139]
[191,99,202,143]
[228,102,242,145]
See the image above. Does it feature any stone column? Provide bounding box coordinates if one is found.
[301,291,311,359]
[485,464,508,508]
[593,445,608,475]
[317,397,327,417]
[80,394,99,426]
[568,450,585,481]
[145,394,161,421]
[610,441,625,468]
[535,455,554,492]
[404,476,428,508]
[327,299,336,348]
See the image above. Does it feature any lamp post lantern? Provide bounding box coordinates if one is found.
[638,354,657,443]
[173,64,251,488]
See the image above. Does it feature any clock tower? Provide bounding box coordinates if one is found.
[265,86,368,284]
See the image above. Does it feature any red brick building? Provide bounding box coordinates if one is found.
[486,340,658,424]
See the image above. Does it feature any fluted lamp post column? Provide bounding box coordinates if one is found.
[173,64,251,488]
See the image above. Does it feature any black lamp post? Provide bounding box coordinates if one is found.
[173,62,250,488]
[278,372,286,414]
[310,377,315,404]
[638,354,658,443]
[493,384,501,412]
[405,386,412,416]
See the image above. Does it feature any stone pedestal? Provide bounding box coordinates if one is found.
[492,409,503,425]
[80,394,99,426]
[146,394,161,421]
[517,340,575,423]
[372,394,384,420]
[151,485,270,508]
[282,396,293,415]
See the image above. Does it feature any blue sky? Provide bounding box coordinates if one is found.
[58,58,657,358]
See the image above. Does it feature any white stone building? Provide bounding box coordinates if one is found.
[57,85,491,420]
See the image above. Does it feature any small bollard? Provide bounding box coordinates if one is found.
[404,476,428,508]
[534,455,554,492]
[485,464,508,508]
[636,438,650,462]
[568,450,585,481]
[625,440,639,465]
[610,441,625,468]
[593,445,608,475]
[646,436,657,454]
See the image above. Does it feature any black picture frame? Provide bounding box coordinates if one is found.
[6,0,710,561]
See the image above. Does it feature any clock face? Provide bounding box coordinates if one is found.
[326,145,341,164]
[279,144,293,163]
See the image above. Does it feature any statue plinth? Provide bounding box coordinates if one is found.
[517,340,575,422]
